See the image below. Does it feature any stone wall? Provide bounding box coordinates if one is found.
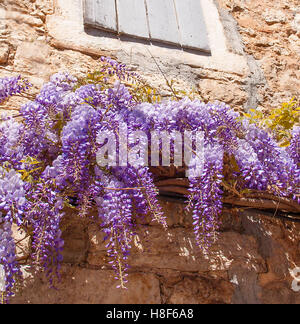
[11,202,300,304]
[218,0,300,110]
[0,0,299,304]
[0,0,299,113]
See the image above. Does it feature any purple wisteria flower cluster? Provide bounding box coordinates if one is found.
[0,58,299,302]
[0,76,30,104]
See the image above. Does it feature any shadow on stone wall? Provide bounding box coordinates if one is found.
[11,200,300,304]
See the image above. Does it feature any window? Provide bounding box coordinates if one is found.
[83,0,210,52]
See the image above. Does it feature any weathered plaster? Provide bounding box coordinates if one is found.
[213,1,267,110]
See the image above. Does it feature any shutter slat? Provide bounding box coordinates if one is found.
[174,0,210,51]
[92,0,117,32]
[83,0,95,25]
[146,0,180,45]
[117,0,149,38]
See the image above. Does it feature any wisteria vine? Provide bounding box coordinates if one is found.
[0,58,299,302]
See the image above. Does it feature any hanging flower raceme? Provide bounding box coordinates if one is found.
[0,116,25,165]
[290,126,300,166]
[0,76,31,104]
[0,221,20,302]
[28,179,64,285]
[188,144,224,248]
[0,167,27,302]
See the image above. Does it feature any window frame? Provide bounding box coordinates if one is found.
[46,0,249,79]
[83,0,211,53]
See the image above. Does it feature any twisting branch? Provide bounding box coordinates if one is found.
[155,177,300,215]
[223,197,299,214]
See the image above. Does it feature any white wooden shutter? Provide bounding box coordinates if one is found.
[117,0,149,39]
[84,0,117,32]
[145,0,180,45]
[174,0,210,51]
[83,0,210,52]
